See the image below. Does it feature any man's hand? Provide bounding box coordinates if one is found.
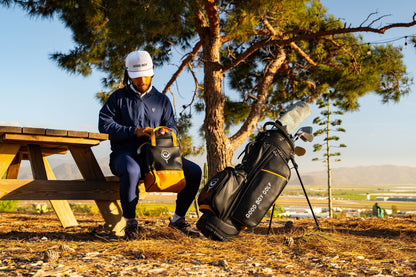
[135,127,153,137]
[155,129,166,136]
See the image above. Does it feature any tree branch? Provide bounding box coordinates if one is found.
[261,16,317,66]
[162,41,202,94]
[230,47,286,150]
[281,16,416,42]
[222,40,269,72]
[260,15,277,36]
[222,16,416,73]
[326,38,359,72]
[367,14,391,28]
[360,12,378,27]
[179,62,203,113]
[289,41,317,66]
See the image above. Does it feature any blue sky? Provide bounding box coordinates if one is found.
[0,1,415,173]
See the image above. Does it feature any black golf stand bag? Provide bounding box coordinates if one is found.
[196,102,320,241]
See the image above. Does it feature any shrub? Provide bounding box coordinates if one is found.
[0,200,19,212]
[70,204,99,214]
[266,204,285,218]
[136,205,170,217]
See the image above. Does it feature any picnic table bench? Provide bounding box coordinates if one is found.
[0,126,125,236]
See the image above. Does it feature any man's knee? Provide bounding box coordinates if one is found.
[111,152,141,178]
[183,158,202,183]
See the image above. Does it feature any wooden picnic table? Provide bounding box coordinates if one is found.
[0,126,125,236]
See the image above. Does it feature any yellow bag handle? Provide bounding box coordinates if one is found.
[150,126,177,146]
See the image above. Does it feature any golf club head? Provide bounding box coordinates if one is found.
[300,126,313,134]
[294,146,306,156]
[292,128,304,142]
[300,132,314,142]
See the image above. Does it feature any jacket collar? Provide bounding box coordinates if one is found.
[128,84,153,98]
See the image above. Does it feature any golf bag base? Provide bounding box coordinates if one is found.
[196,211,240,241]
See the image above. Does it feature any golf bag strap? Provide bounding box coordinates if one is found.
[263,121,293,142]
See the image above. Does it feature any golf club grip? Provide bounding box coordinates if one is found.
[278,101,311,134]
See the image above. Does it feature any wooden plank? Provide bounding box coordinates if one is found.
[43,156,78,227]
[70,145,125,236]
[69,146,106,180]
[22,127,46,135]
[2,133,101,146]
[0,179,119,200]
[88,132,108,140]
[0,143,21,178]
[19,146,68,158]
[46,129,68,137]
[28,144,47,179]
[0,126,22,135]
[67,130,89,138]
[6,152,22,179]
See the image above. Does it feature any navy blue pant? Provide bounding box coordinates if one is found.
[109,151,202,219]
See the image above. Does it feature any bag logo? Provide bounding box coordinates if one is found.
[206,178,219,192]
[161,150,171,164]
[245,182,272,219]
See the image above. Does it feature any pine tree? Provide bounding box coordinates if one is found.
[312,95,347,218]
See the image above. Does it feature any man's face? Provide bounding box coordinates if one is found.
[131,76,152,93]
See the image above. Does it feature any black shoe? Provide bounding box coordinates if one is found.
[124,219,140,240]
[169,217,201,238]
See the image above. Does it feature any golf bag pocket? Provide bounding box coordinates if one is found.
[230,148,291,227]
[139,126,186,193]
[198,167,246,218]
[197,167,246,241]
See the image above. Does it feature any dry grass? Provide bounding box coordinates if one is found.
[1,212,416,276]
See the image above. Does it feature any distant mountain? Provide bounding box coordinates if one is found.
[288,165,416,187]
[17,159,415,187]
[17,156,112,180]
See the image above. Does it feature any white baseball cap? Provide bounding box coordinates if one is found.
[125,50,154,78]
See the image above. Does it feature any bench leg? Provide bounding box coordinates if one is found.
[27,144,78,228]
[0,143,21,178]
[69,146,125,236]
[43,156,79,227]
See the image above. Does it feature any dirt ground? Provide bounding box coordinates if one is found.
[1,212,416,276]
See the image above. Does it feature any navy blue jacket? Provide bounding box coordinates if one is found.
[98,85,178,153]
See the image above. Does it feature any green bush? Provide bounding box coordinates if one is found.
[34,203,52,213]
[69,204,99,214]
[0,200,19,212]
[266,204,285,218]
[136,205,170,217]
[391,205,398,215]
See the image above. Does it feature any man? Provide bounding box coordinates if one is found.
[99,50,201,239]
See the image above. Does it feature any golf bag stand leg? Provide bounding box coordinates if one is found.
[267,203,276,234]
[267,158,321,234]
[291,157,321,230]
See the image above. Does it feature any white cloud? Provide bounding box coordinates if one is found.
[0,121,23,127]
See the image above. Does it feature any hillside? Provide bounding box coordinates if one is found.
[17,157,112,180]
[288,165,416,187]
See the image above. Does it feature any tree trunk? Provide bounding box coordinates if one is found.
[197,1,233,178]
[203,56,233,177]
[196,3,286,178]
